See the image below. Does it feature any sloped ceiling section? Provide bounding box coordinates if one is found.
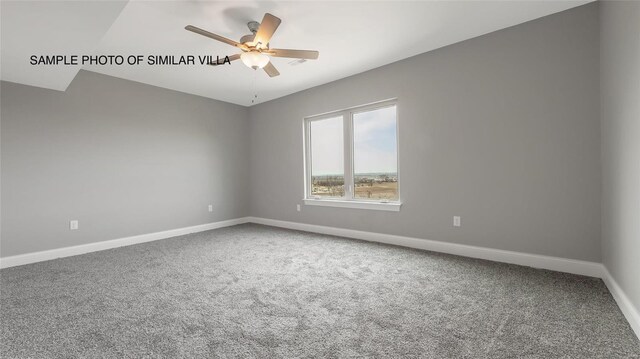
[0,1,128,91]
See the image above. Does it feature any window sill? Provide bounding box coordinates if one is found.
[303,198,401,212]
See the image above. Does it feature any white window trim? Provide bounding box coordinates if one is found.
[303,198,401,211]
[303,98,401,211]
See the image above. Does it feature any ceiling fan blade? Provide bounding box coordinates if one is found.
[263,61,280,77]
[254,13,281,48]
[185,25,244,49]
[267,48,319,60]
[208,54,241,66]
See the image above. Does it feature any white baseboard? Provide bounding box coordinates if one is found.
[1,215,637,341]
[1,216,602,277]
[0,217,250,269]
[247,217,640,340]
[247,217,603,278]
[601,267,640,340]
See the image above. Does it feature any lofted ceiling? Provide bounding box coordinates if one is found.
[2,0,593,106]
[0,1,128,91]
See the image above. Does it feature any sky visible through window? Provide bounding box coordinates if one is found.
[310,107,397,176]
[353,106,397,175]
[310,116,344,177]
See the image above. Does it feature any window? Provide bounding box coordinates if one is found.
[353,106,399,201]
[304,100,400,211]
[309,115,344,198]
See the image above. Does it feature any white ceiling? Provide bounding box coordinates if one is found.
[0,1,128,91]
[2,0,592,106]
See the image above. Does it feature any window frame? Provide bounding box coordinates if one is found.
[303,99,401,212]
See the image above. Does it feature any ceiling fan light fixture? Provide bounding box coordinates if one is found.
[241,51,270,69]
[185,13,318,78]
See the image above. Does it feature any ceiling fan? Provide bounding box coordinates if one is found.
[185,13,319,77]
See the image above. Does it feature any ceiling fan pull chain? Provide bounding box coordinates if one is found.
[252,69,258,104]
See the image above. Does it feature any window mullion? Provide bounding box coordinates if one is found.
[304,119,312,199]
[343,111,354,200]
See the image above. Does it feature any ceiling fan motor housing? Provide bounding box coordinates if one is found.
[240,34,256,45]
[247,21,260,34]
[240,21,261,47]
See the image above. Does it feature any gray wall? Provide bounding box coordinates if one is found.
[1,4,605,265]
[248,3,601,261]
[1,71,250,257]
[600,1,640,312]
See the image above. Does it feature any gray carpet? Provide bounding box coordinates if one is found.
[1,224,639,358]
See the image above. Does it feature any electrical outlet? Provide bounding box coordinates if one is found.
[208,204,213,212]
[296,204,301,212]
[453,216,461,227]
[70,220,79,230]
